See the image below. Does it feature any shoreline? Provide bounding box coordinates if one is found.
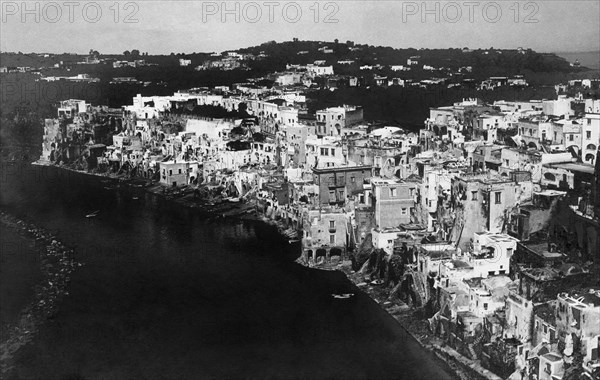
[0,211,82,377]
[30,160,292,229]
[22,161,482,379]
[304,259,502,380]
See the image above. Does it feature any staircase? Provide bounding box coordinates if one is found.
[410,271,429,306]
[467,331,485,359]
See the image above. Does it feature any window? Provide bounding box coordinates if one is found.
[330,234,335,244]
[409,188,415,196]
[472,191,478,200]
[329,221,335,229]
[495,191,502,204]
[570,134,574,141]
[390,188,397,197]
[587,131,592,140]
[320,148,328,156]
[330,148,335,156]
[401,208,407,215]
[351,176,355,183]
[484,303,488,310]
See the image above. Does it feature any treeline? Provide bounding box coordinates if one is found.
[238,40,586,77]
[307,85,558,130]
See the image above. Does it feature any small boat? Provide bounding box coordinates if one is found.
[332,293,354,299]
[288,239,300,244]
[370,279,385,286]
[132,196,139,200]
[85,210,99,218]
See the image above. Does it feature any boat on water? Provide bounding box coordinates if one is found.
[85,210,100,218]
[331,293,355,299]
[288,239,300,244]
[370,279,384,286]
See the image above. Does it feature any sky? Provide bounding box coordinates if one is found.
[1,0,599,54]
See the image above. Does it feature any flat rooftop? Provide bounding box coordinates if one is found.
[547,162,595,175]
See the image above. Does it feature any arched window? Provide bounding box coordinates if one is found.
[544,172,556,181]
[586,144,597,151]
[585,153,595,163]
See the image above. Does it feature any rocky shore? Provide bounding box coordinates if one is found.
[22,163,478,379]
[302,258,501,380]
[0,211,82,376]
[32,161,300,238]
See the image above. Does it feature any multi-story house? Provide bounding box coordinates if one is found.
[315,105,363,137]
[582,113,600,165]
[370,177,418,229]
[312,165,372,206]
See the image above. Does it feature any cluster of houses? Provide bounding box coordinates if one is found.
[408,96,599,379]
[38,69,600,379]
[263,57,529,91]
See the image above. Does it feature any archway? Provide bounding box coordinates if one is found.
[330,247,342,258]
[306,249,313,261]
[585,153,595,164]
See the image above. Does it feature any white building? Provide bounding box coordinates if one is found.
[582,113,600,165]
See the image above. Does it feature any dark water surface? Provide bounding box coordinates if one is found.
[1,163,454,379]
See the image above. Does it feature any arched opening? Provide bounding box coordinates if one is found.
[586,144,597,151]
[544,172,556,181]
[306,250,313,260]
[585,153,595,164]
[330,247,342,258]
[527,142,537,149]
[315,248,327,258]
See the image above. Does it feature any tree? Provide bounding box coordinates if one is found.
[123,50,131,56]
[131,49,140,57]
[252,132,266,142]
[230,126,245,137]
